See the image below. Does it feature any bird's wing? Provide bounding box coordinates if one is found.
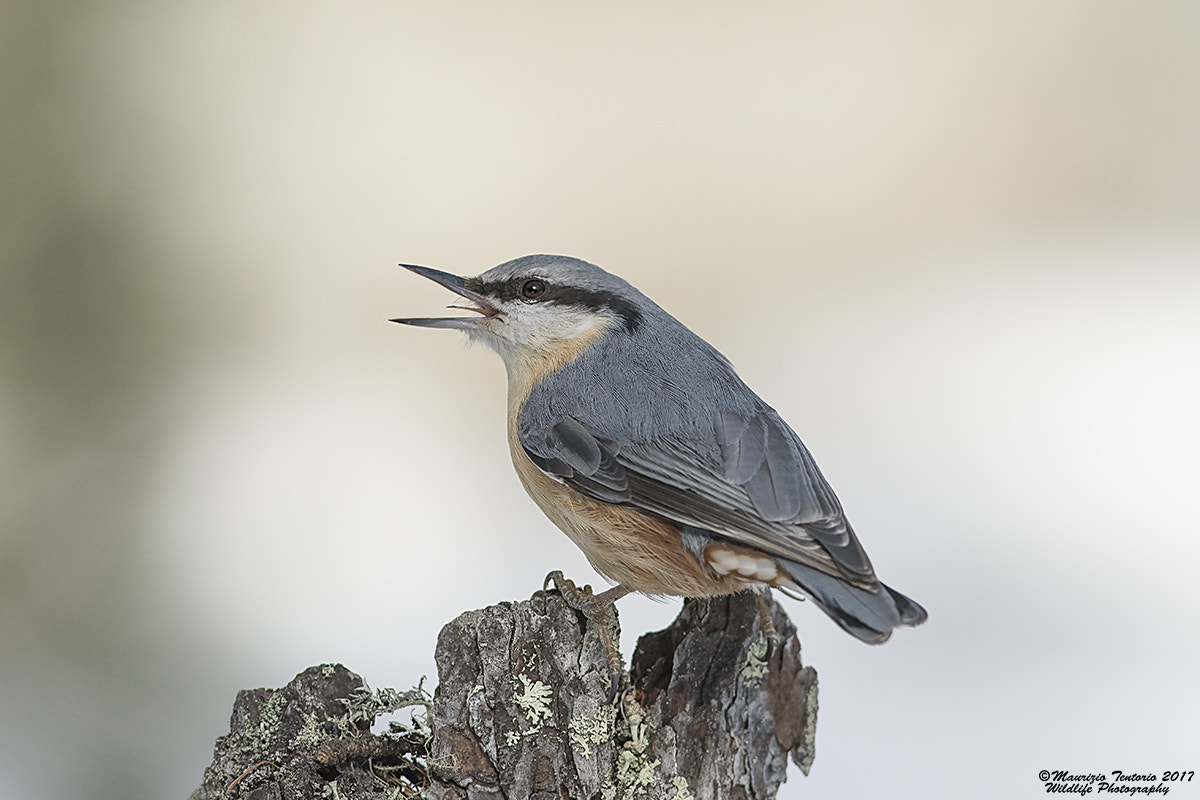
[519,406,877,585]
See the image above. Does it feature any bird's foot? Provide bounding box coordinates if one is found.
[752,589,784,661]
[543,570,631,701]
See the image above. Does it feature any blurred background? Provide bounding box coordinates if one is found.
[3,2,1198,798]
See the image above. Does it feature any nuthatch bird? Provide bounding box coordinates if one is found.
[392,255,926,647]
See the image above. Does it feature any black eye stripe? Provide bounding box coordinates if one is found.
[463,277,643,333]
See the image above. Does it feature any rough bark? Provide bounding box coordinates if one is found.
[192,587,817,800]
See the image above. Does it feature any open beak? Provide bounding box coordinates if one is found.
[389,264,500,329]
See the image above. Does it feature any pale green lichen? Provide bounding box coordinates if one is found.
[668,776,694,800]
[333,679,431,742]
[740,632,770,686]
[292,711,331,751]
[256,690,286,746]
[607,693,701,800]
[613,695,662,800]
[617,752,661,800]
[568,703,617,759]
[500,674,561,748]
[514,674,553,728]
[798,672,819,776]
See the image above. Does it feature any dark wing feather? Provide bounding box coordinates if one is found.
[522,417,631,503]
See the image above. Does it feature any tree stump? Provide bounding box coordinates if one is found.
[191,586,817,800]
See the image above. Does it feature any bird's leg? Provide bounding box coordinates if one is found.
[544,571,631,696]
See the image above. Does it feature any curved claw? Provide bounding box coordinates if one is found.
[751,589,785,664]
[544,570,567,593]
[763,630,781,663]
[605,668,626,705]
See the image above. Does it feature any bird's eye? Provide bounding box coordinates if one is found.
[521,279,547,300]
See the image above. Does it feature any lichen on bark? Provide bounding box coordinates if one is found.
[192,587,816,800]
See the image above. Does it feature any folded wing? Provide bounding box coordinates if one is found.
[521,406,877,588]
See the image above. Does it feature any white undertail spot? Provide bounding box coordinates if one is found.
[706,546,782,584]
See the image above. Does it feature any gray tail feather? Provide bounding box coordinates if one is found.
[780,559,928,644]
